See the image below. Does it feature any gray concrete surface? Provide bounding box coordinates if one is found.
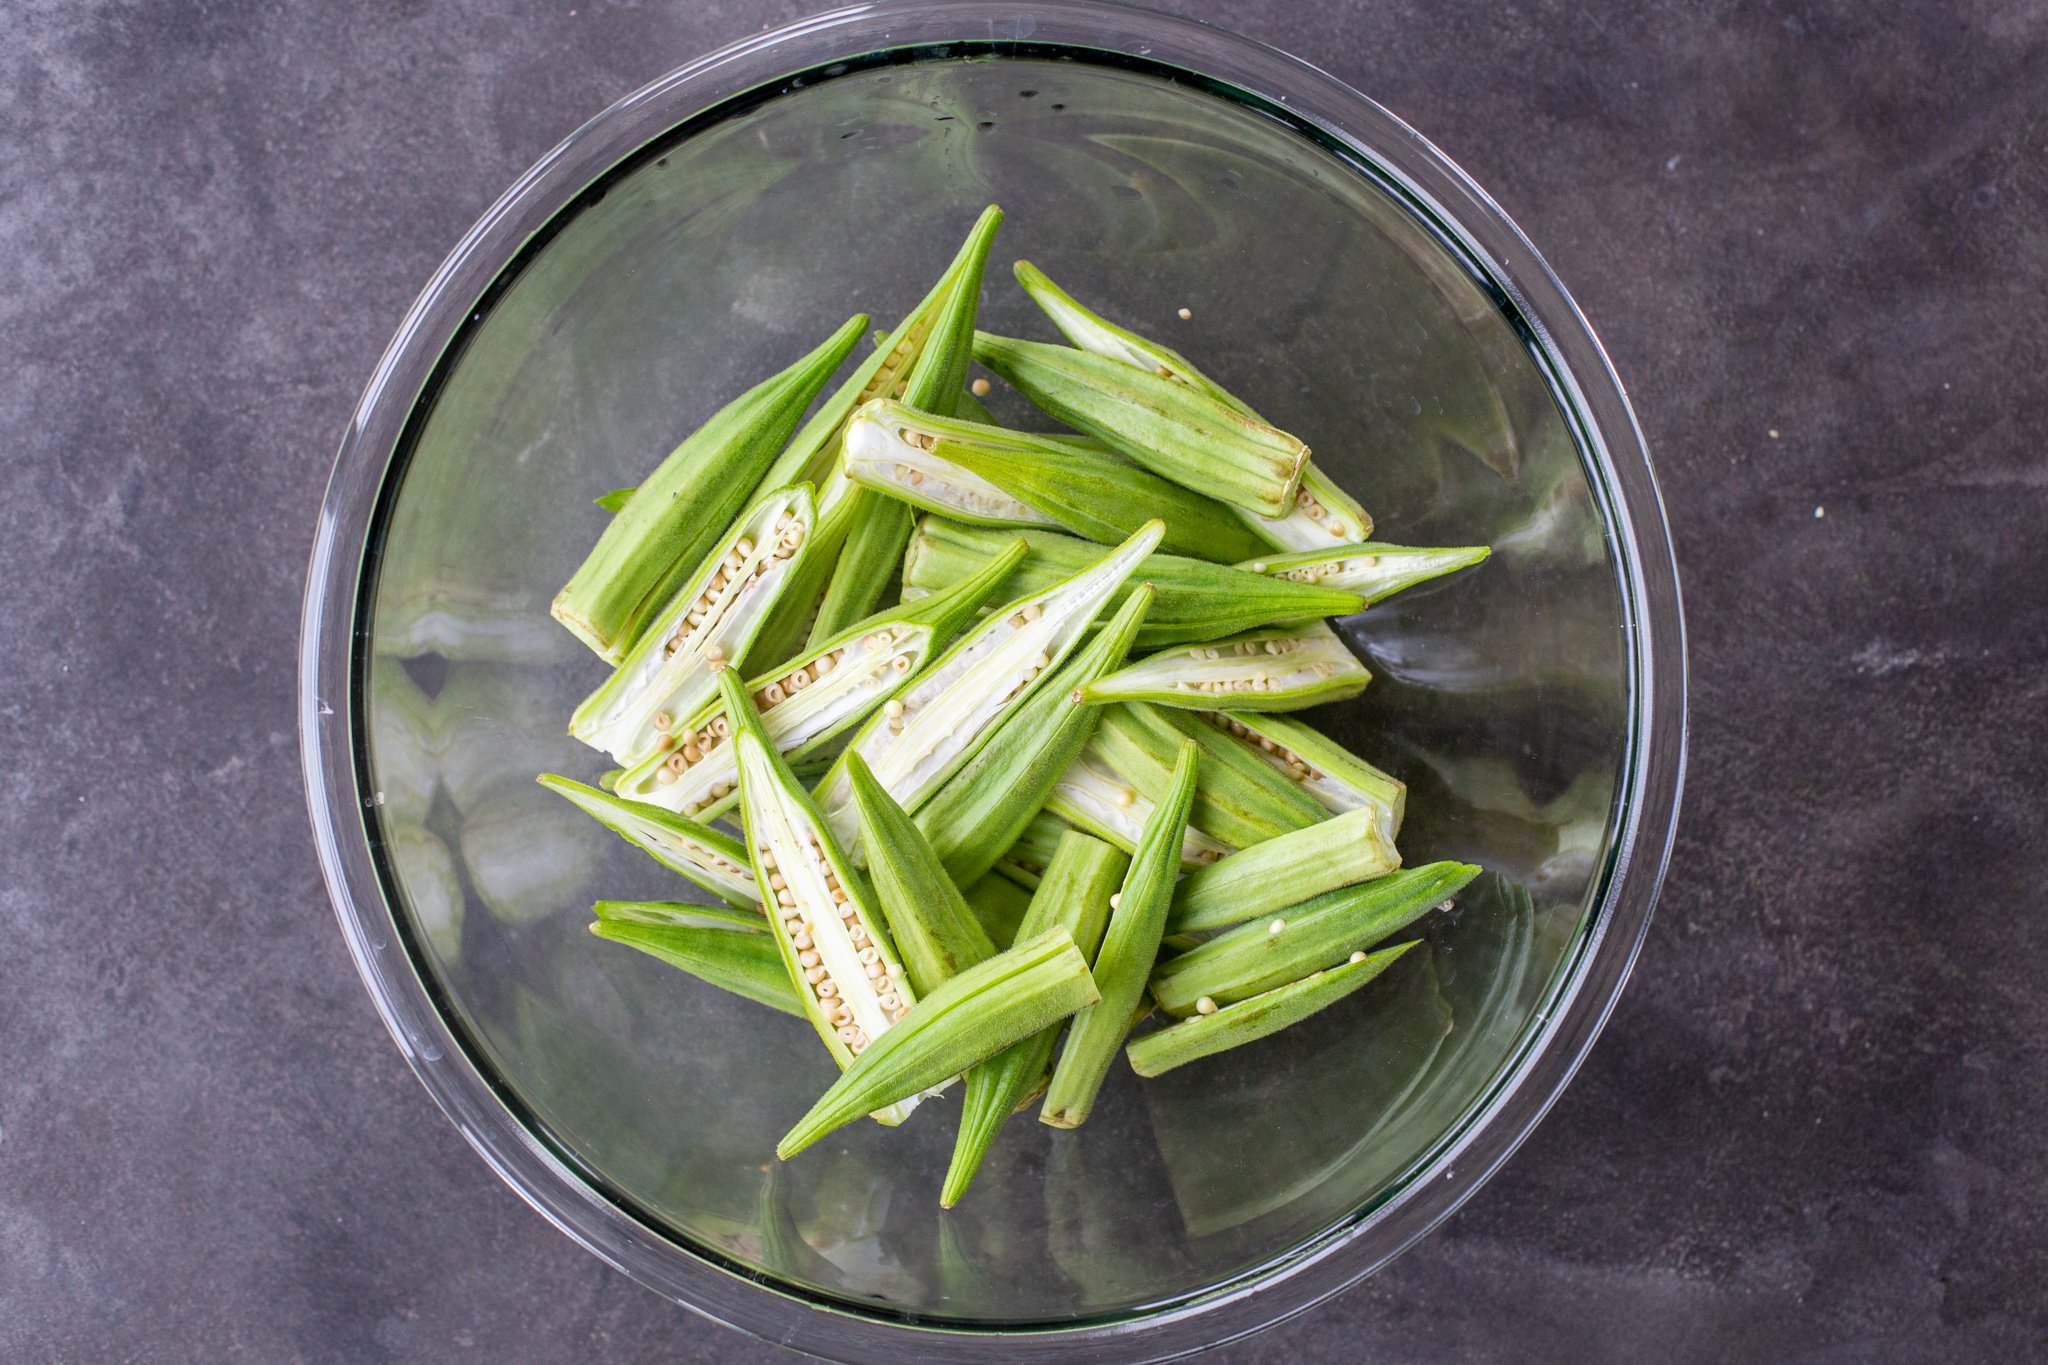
[4,1,2045,1360]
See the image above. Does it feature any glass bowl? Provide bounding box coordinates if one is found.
[299,2,1686,1358]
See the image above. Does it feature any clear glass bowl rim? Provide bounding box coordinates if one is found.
[298,2,1688,1358]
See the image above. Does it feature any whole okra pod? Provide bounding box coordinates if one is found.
[536,774,759,909]
[588,901,804,1017]
[1080,621,1371,713]
[777,927,1100,1159]
[553,315,864,662]
[973,331,1309,519]
[1238,543,1491,602]
[1167,807,1401,934]
[1150,861,1478,1017]
[901,518,1363,648]
[1042,740,1199,1129]
[1126,941,1419,1077]
[845,750,995,995]
[1199,710,1407,835]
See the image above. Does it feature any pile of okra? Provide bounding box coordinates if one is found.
[539,206,1491,1206]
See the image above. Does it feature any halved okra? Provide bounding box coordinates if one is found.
[807,207,1006,647]
[713,667,924,1124]
[1126,941,1419,1077]
[553,315,864,662]
[972,331,1309,519]
[844,399,1269,563]
[1080,621,1371,713]
[570,483,818,766]
[536,774,759,909]
[845,750,995,995]
[1149,861,1479,1017]
[1092,703,1325,849]
[1045,745,1236,869]
[812,521,1164,858]
[901,518,1363,648]
[912,584,1154,888]
[1238,543,1491,602]
[1042,741,1199,1128]
[1167,807,1401,934]
[610,540,1028,821]
[1010,261,1373,550]
[588,901,803,1017]
[944,830,1128,1206]
[1200,710,1407,835]
[777,927,1100,1159]
[990,810,1077,888]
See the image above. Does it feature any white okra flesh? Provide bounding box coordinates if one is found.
[572,487,813,764]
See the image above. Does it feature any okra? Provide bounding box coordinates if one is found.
[945,831,1127,1205]
[809,208,1005,646]
[973,332,1308,518]
[536,774,758,909]
[1167,807,1401,934]
[588,901,804,1017]
[845,750,995,995]
[912,584,1154,888]
[1011,261,1372,549]
[1045,745,1236,869]
[961,871,1035,950]
[1079,622,1371,713]
[1126,941,1419,1077]
[845,399,1268,562]
[901,519,1363,648]
[1042,740,1199,1128]
[552,315,864,662]
[1093,703,1324,849]
[611,540,1027,820]
[713,666,924,1123]
[777,927,1100,1159]
[991,810,1076,888]
[1149,861,1478,1016]
[1201,710,1407,835]
[813,522,1164,857]
[1238,543,1491,603]
[569,483,818,766]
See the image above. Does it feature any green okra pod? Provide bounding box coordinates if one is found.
[1167,807,1401,934]
[845,750,995,995]
[1126,941,1420,1077]
[901,518,1363,648]
[1011,261,1373,550]
[1238,543,1492,603]
[1092,703,1324,849]
[778,927,1100,1159]
[1042,740,1199,1129]
[945,830,1128,1205]
[961,871,1035,950]
[912,584,1154,888]
[570,483,819,766]
[813,521,1164,858]
[1044,745,1237,869]
[845,399,1268,562]
[1150,861,1479,1017]
[537,774,759,909]
[612,539,1027,820]
[588,901,804,1017]
[1080,621,1371,713]
[553,315,864,662]
[1200,710,1407,835]
[972,331,1309,518]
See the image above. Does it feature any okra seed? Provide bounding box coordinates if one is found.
[1196,996,1218,1015]
[1269,919,1286,935]
[970,377,992,396]
[1349,951,1368,964]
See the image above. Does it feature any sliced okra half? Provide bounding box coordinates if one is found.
[1237,543,1491,603]
[812,521,1164,858]
[972,331,1308,519]
[713,666,926,1124]
[536,774,759,909]
[1149,860,1479,1017]
[569,483,817,766]
[1126,941,1420,1077]
[845,399,1268,562]
[901,518,1363,648]
[1080,621,1371,713]
[1009,261,1371,548]
[1200,709,1407,836]
[588,901,804,1017]
[777,927,1100,1159]
[1044,744,1236,870]
[553,315,863,662]
[612,539,1028,820]
[1167,806,1401,934]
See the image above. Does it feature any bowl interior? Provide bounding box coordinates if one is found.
[360,52,1629,1325]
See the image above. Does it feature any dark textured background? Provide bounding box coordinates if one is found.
[5,1,2045,1360]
